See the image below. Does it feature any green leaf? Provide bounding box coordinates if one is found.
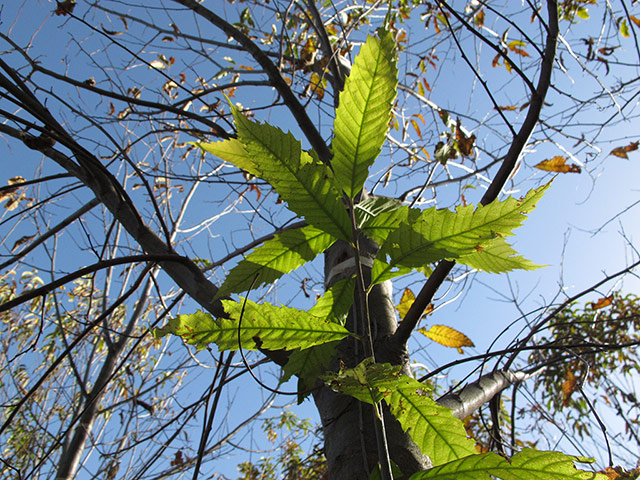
[200,107,352,240]
[154,302,351,352]
[410,449,607,480]
[409,452,499,479]
[382,374,477,465]
[196,138,257,172]
[332,30,398,198]
[576,6,589,20]
[282,341,338,403]
[324,358,402,404]
[357,196,409,243]
[325,360,476,466]
[372,183,549,283]
[457,236,543,273]
[309,277,355,322]
[216,225,335,298]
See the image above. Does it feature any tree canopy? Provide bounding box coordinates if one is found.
[0,1,639,479]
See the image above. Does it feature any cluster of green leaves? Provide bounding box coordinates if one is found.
[154,30,602,479]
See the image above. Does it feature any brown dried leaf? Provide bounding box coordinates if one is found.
[609,141,639,159]
[54,0,76,16]
[561,369,578,407]
[11,234,36,252]
[455,120,475,157]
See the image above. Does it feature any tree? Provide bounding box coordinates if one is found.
[0,1,639,479]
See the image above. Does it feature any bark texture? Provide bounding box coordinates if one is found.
[315,239,431,480]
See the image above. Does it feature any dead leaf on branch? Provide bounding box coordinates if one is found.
[609,141,639,159]
[590,295,613,310]
[54,0,75,16]
[561,369,578,407]
[534,156,581,173]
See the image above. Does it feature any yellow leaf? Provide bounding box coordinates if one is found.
[418,324,474,352]
[534,156,581,173]
[396,288,415,319]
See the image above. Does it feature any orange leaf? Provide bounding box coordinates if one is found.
[609,141,639,159]
[418,324,474,353]
[631,16,640,28]
[591,295,613,310]
[534,156,581,173]
[561,369,578,407]
[410,119,422,139]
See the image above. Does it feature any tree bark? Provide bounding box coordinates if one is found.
[315,239,431,480]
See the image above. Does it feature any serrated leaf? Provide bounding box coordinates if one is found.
[201,107,352,240]
[410,449,606,479]
[332,30,398,198]
[457,236,543,273]
[197,138,258,172]
[418,325,474,353]
[325,360,475,466]
[409,452,500,479]
[357,196,409,243]
[154,302,350,352]
[382,374,477,465]
[372,183,549,283]
[216,225,335,298]
[309,277,355,321]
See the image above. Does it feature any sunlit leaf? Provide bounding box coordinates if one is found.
[534,156,581,173]
[332,30,398,198]
[576,7,590,20]
[154,303,351,352]
[216,225,336,298]
[458,236,543,273]
[396,288,415,318]
[372,183,549,283]
[324,360,477,465]
[409,448,607,479]
[620,19,630,38]
[418,325,474,353]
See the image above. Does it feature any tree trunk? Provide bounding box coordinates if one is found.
[315,239,431,480]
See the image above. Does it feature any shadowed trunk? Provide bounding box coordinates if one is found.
[314,238,431,480]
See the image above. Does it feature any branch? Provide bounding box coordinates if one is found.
[393,0,559,346]
[170,0,332,164]
[0,254,190,314]
[437,369,542,419]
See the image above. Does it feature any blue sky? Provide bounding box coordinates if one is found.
[1,0,640,477]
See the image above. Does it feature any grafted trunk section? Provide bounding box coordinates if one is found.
[314,239,430,480]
